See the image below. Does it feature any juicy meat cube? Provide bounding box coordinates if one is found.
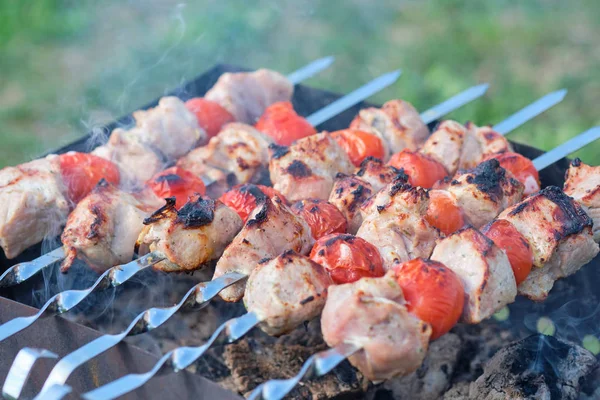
[421,120,467,175]
[459,122,513,170]
[564,159,600,242]
[269,133,354,202]
[328,173,373,234]
[357,184,440,270]
[349,100,429,157]
[61,181,152,273]
[321,272,431,381]
[446,159,524,228]
[205,69,293,124]
[213,196,314,302]
[177,123,273,187]
[0,155,70,259]
[430,227,517,323]
[244,251,332,336]
[355,156,404,192]
[137,196,243,273]
[498,186,599,300]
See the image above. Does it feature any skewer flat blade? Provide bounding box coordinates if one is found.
[492,89,567,135]
[533,126,600,171]
[306,70,402,127]
[0,247,65,288]
[286,56,335,85]
[420,83,490,125]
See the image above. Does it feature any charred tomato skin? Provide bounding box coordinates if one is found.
[309,233,385,284]
[219,184,288,222]
[482,219,533,285]
[393,258,465,340]
[59,152,120,203]
[147,166,206,209]
[425,190,465,236]
[291,199,348,240]
[388,150,448,189]
[255,101,316,146]
[184,97,235,138]
[487,152,540,196]
[330,129,386,166]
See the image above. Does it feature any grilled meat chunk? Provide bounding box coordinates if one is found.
[459,123,513,171]
[357,183,440,270]
[431,227,517,323]
[444,159,524,228]
[349,100,429,156]
[328,174,373,234]
[0,155,70,259]
[564,159,600,242]
[177,123,273,188]
[213,196,314,302]
[269,133,354,202]
[421,120,467,174]
[205,69,293,124]
[60,181,153,273]
[355,157,404,192]
[244,251,332,336]
[137,196,242,272]
[498,186,599,300]
[321,272,431,381]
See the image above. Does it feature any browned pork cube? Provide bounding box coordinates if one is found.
[244,251,332,336]
[564,159,600,242]
[421,120,467,175]
[354,156,404,192]
[321,272,431,381]
[431,227,517,323]
[328,173,373,234]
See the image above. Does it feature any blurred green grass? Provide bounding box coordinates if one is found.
[0,0,598,167]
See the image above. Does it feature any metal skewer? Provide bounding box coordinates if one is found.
[73,126,600,400]
[0,57,338,291]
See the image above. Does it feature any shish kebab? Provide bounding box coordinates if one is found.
[28,123,594,396]
[0,57,335,263]
[47,128,600,400]
[0,70,411,342]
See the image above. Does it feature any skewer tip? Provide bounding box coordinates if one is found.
[552,88,568,100]
[475,83,490,93]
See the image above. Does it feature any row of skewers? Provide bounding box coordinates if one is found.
[0,59,597,399]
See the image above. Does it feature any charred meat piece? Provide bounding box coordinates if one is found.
[355,157,404,192]
[498,186,599,300]
[269,133,354,202]
[349,100,429,156]
[357,183,440,270]
[244,251,332,336]
[564,159,600,242]
[421,120,467,175]
[213,196,314,302]
[0,155,70,259]
[328,173,373,234]
[430,227,517,323]
[61,181,154,273]
[444,159,524,228]
[321,272,431,381]
[137,195,242,272]
[205,69,293,124]
[177,123,273,188]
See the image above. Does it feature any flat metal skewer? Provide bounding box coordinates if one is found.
[0,56,338,291]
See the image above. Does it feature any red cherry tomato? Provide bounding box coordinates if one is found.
[388,150,448,189]
[310,233,385,284]
[255,101,316,145]
[487,152,540,196]
[482,219,533,285]
[219,184,288,222]
[291,199,347,240]
[59,152,120,203]
[425,190,465,236]
[393,258,465,340]
[147,167,206,209]
[185,98,235,138]
[330,129,386,167]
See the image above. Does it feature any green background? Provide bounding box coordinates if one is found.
[1,0,598,168]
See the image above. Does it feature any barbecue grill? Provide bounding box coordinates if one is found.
[0,64,598,400]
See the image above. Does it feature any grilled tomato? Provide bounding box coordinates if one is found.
[219,184,287,222]
[59,152,120,203]
[330,129,386,166]
[425,190,465,236]
[291,199,347,240]
[388,150,448,189]
[487,152,540,196]
[147,167,206,209]
[255,101,316,145]
[185,97,235,138]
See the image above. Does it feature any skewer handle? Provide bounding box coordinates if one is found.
[2,348,58,400]
[35,272,247,395]
[82,311,260,400]
[0,247,65,288]
[248,342,360,400]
